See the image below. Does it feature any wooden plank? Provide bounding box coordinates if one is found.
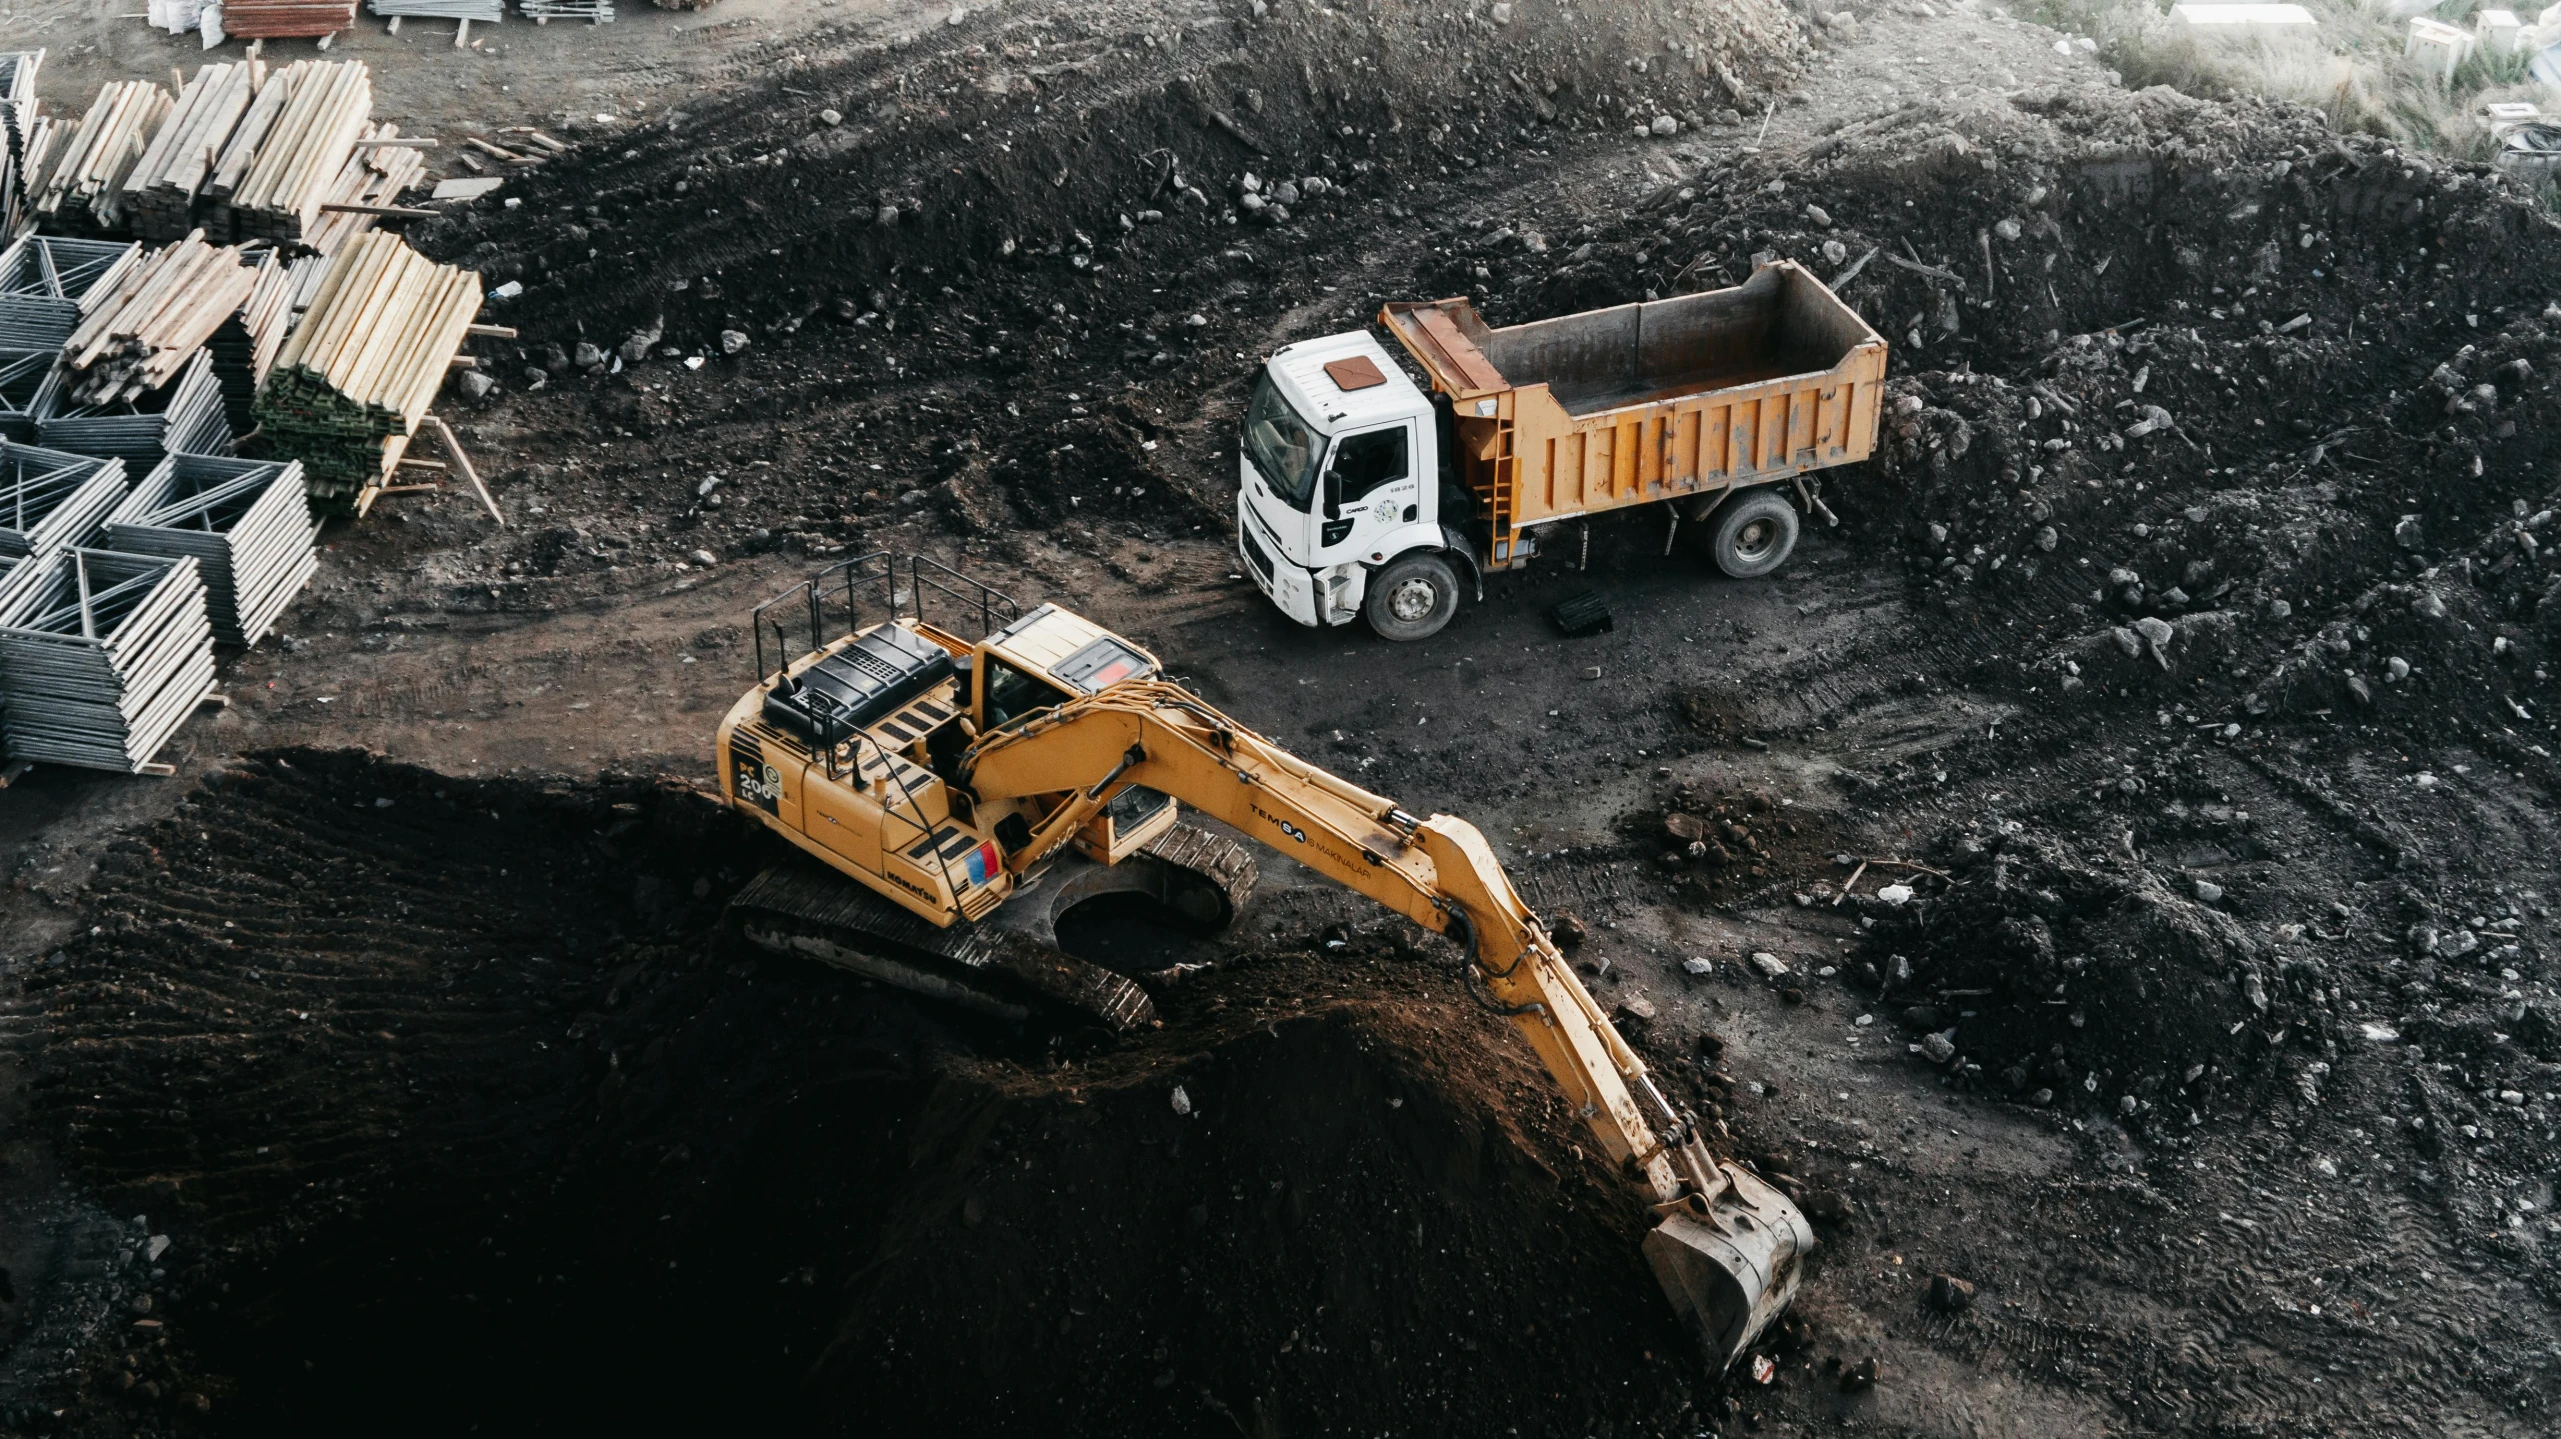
[426,414,502,525]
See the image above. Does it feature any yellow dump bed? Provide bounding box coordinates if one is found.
[1381,261,1886,568]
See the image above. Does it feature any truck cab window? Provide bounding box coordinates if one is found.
[1327,427,1408,509]
[982,657,1072,729]
[1243,371,1324,510]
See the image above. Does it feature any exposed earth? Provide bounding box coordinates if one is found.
[4,2,2560,1436]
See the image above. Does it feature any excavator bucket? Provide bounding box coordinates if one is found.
[1641,1163,1815,1369]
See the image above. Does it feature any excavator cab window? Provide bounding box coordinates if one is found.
[981,656,1071,730]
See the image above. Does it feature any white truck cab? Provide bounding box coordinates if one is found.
[1234,330,1476,641]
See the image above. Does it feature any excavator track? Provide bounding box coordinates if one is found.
[727,822,1256,1033]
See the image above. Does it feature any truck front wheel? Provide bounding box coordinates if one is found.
[1708,490,1800,579]
[1364,552,1461,641]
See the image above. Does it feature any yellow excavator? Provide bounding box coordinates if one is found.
[713,554,1812,1369]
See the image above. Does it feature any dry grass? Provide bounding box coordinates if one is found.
[2015,0,2545,161]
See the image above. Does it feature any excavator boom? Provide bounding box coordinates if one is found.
[960,681,1812,1366]
[713,560,1807,1369]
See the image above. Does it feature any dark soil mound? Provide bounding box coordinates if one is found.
[1460,85,2560,754]
[401,0,1808,586]
[1853,827,2292,1132]
[22,751,1736,1437]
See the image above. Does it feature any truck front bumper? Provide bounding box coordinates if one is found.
[1239,510,1322,627]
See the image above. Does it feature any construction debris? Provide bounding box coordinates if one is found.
[0,547,214,773]
[34,346,230,467]
[1548,590,1615,637]
[103,453,316,647]
[220,3,361,40]
[255,231,482,511]
[24,81,173,234]
[59,230,259,403]
[0,441,126,561]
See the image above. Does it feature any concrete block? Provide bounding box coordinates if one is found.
[2477,9,2530,53]
[2407,16,2477,80]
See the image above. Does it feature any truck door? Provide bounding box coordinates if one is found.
[1311,421,1419,565]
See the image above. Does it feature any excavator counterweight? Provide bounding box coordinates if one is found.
[713,554,1811,1369]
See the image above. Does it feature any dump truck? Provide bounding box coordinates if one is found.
[1235,259,1888,639]
[714,553,1813,1370]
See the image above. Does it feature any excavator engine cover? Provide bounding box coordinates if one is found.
[1640,1163,1814,1368]
[763,622,955,747]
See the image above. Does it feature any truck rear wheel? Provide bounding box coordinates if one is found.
[1708,490,1799,579]
[1365,552,1460,641]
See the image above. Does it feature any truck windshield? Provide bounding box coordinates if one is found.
[1243,370,1325,510]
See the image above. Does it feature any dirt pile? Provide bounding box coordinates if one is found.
[18,751,1764,1437]
[404,0,1808,584]
[1851,827,2299,1132]
[1464,85,2561,751]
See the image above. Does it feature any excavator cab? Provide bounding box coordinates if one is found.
[716,554,1258,1033]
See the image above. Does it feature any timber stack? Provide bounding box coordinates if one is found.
[206,249,297,432]
[58,230,257,404]
[215,61,373,247]
[121,61,257,244]
[301,123,428,255]
[221,2,360,39]
[1,52,41,234]
[26,82,172,234]
[254,231,481,512]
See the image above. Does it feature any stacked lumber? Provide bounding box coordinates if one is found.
[0,547,214,773]
[1,50,38,142]
[0,441,126,560]
[26,82,173,233]
[0,237,142,351]
[301,122,427,256]
[207,248,293,433]
[120,62,257,243]
[368,0,504,17]
[254,232,481,510]
[103,453,316,647]
[3,52,52,238]
[222,2,360,39]
[34,347,230,467]
[4,116,61,240]
[58,231,257,403]
[225,62,371,247]
[522,1,617,21]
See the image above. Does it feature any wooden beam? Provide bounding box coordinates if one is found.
[464,323,517,338]
[428,414,505,526]
[320,202,437,218]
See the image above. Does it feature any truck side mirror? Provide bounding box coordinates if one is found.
[1321,467,1341,521]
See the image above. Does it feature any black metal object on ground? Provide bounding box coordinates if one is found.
[1548,591,1613,637]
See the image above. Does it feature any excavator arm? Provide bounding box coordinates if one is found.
[959,680,1811,1368]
